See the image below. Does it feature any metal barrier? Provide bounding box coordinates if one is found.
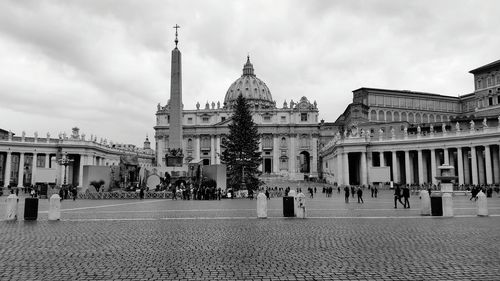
[77,191,172,200]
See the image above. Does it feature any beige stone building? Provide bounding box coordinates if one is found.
[320,59,500,187]
[155,57,322,180]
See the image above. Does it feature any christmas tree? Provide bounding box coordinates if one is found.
[221,94,262,191]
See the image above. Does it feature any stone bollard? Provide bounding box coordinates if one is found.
[476,191,488,217]
[442,193,453,217]
[420,190,431,216]
[295,192,306,219]
[48,194,61,221]
[256,192,267,219]
[5,194,19,221]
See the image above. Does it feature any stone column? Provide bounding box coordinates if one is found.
[492,146,500,184]
[210,135,215,165]
[311,136,318,174]
[3,151,11,187]
[477,147,485,185]
[392,151,399,183]
[471,146,478,185]
[443,148,449,165]
[195,136,200,161]
[45,153,50,168]
[484,145,493,184]
[463,149,471,184]
[417,150,424,185]
[457,147,464,185]
[258,139,263,172]
[273,136,279,173]
[380,151,385,167]
[343,152,350,186]
[17,153,25,187]
[336,153,343,185]
[215,136,221,164]
[289,135,296,173]
[430,149,437,185]
[360,151,367,186]
[404,150,411,185]
[78,154,84,188]
[31,153,38,185]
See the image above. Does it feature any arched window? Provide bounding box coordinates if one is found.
[401,112,407,122]
[378,110,384,121]
[187,138,193,149]
[385,111,394,121]
[370,110,377,121]
[408,112,414,123]
[393,111,400,121]
[415,113,421,123]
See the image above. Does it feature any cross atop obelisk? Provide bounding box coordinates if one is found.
[173,24,180,47]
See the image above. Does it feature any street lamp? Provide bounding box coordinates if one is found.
[58,152,74,186]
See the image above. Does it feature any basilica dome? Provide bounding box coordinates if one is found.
[224,56,275,109]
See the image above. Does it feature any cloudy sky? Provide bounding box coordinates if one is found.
[1,0,499,146]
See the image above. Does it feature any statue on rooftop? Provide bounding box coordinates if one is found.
[482,118,488,127]
[470,120,475,131]
[196,102,200,110]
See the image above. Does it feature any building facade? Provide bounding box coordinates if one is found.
[0,127,155,189]
[155,56,322,179]
[320,59,500,187]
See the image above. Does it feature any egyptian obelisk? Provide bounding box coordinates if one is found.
[167,24,183,166]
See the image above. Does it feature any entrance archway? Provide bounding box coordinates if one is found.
[299,151,310,173]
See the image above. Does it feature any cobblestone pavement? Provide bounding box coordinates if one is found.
[1,190,499,280]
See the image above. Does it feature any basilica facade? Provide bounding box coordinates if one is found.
[320,59,500,187]
[155,57,323,179]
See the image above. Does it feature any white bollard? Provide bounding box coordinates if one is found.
[420,190,431,216]
[5,194,19,221]
[476,191,488,217]
[442,193,453,217]
[48,194,61,221]
[256,192,267,219]
[295,192,306,219]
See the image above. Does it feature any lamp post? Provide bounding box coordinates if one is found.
[58,152,74,186]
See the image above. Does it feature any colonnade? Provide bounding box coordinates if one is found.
[1,151,109,188]
[333,144,500,186]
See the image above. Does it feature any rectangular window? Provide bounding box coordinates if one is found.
[187,117,193,124]
[279,158,288,170]
[497,95,500,104]
[221,117,226,122]
[263,116,271,122]
[202,117,209,123]
[487,77,493,87]
[489,97,493,106]
[280,116,286,123]
[477,80,482,89]
[300,113,308,122]
[496,75,500,85]
[36,155,45,168]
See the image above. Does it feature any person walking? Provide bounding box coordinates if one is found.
[394,185,404,208]
[402,186,410,208]
[374,185,378,198]
[351,186,355,198]
[139,188,144,200]
[370,185,374,198]
[344,186,350,203]
[357,187,364,203]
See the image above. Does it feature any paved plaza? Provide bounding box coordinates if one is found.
[1,190,499,280]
